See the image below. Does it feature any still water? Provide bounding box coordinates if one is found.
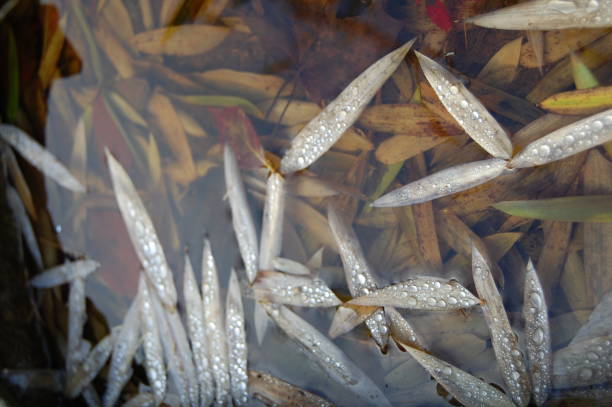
[1,0,612,405]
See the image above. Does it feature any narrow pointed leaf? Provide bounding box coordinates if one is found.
[465,0,612,30]
[329,304,377,339]
[523,260,552,406]
[510,109,612,168]
[415,52,513,159]
[226,270,248,406]
[138,276,167,405]
[253,270,341,307]
[493,195,612,222]
[30,260,100,288]
[201,239,231,404]
[259,173,286,271]
[539,86,612,116]
[553,335,612,388]
[328,205,389,348]
[7,186,42,268]
[571,52,599,90]
[280,39,416,174]
[105,149,178,308]
[248,370,335,407]
[66,332,114,398]
[224,145,259,283]
[385,307,424,349]
[373,158,509,207]
[66,277,87,387]
[263,304,391,406]
[0,124,85,192]
[472,244,531,406]
[405,346,516,407]
[348,278,479,310]
[272,257,311,275]
[182,256,213,406]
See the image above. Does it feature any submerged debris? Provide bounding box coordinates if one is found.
[248,370,335,407]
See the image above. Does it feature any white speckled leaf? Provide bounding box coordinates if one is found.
[280,39,415,174]
[248,370,335,407]
[0,124,85,192]
[465,0,612,30]
[553,335,612,389]
[272,257,311,275]
[406,346,516,407]
[385,307,425,349]
[30,260,100,288]
[106,149,177,308]
[348,278,479,310]
[523,260,552,406]
[182,256,214,406]
[201,238,231,404]
[472,244,531,407]
[138,276,167,405]
[372,158,509,207]
[327,204,389,348]
[253,270,341,307]
[415,52,513,159]
[104,294,142,407]
[66,332,114,398]
[263,303,391,406]
[226,270,248,406]
[224,145,259,283]
[511,109,612,168]
[259,173,286,271]
[66,277,87,389]
[328,305,377,339]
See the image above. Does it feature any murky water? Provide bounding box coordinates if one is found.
[1,0,612,405]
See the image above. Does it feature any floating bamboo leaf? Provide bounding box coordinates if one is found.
[130,25,230,56]
[259,173,286,271]
[226,270,248,406]
[571,51,600,89]
[465,0,612,30]
[405,346,516,407]
[253,270,341,307]
[272,257,311,275]
[329,304,377,339]
[280,39,416,174]
[493,195,612,222]
[385,307,424,349]
[553,335,612,388]
[372,158,509,207]
[66,332,114,398]
[66,278,87,390]
[30,260,100,288]
[224,145,259,283]
[523,260,552,406]
[328,204,389,348]
[176,95,264,119]
[472,244,531,407]
[415,52,513,159]
[263,304,391,406]
[510,109,612,168]
[248,370,335,407]
[540,86,612,115]
[0,124,86,192]
[348,278,479,310]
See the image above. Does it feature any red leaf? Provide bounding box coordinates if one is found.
[427,0,453,32]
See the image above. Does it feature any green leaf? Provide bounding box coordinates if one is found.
[492,195,612,222]
[571,52,599,90]
[174,95,263,119]
[363,161,404,214]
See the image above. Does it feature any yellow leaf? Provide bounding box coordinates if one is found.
[539,85,612,115]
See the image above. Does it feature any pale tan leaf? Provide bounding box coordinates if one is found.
[477,37,523,89]
[131,25,230,56]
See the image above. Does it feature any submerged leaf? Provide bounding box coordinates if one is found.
[465,0,612,30]
[130,25,230,56]
[539,86,612,115]
[280,39,416,174]
[553,335,612,388]
[571,52,600,89]
[329,304,378,339]
[259,173,286,271]
[224,145,259,283]
[253,270,341,307]
[372,158,509,207]
[6,186,42,268]
[105,149,178,308]
[248,370,335,406]
[493,195,612,222]
[263,304,391,406]
[510,109,612,168]
[348,278,479,310]
[385,307,424,349]
[477,37,523,89]
[272,257,311,275]
[0,124,85,192]
[30,260,100,288]
[523,260,552,406]
[405,346,516,407]
[415,52,513,159]
[226,270,248,406]
[472,244,531,406]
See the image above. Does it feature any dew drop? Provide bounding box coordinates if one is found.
[538,145,551,157]
[530,292,542,308]
[407,296,417,307]
[533,328,545,344]
[450,86,459,95]
[578,367,593,381]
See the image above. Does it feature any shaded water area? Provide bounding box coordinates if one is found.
[0,0,612,405]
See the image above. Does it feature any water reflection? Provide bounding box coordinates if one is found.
[1,0,611,405]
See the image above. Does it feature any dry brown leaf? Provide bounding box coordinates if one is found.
[560,239,594,311]
[520,28,610,69]
[358,104,462,136]
[375,134,448,164]
[527,30,545,73]
[102,0,134,41]
[477,37,523,89]
[96,17,134,78]
[39,9,65,89]
[195,69,293,101]
[262,99,321,127]
[537,220,573,300]
[131,25,230,56]
[334,128,374,153]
